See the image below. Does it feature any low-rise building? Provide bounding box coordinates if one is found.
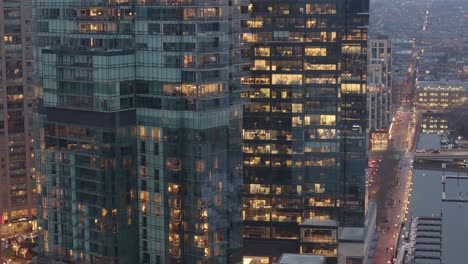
[415,80,467,110]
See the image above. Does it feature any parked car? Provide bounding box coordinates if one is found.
[26,256,38,264]
[431,150,440,154]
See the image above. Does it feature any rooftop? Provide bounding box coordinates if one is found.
[300,219,338,227]
[417,80,467,90]
[339,227,365,242]
[278,254,326,264]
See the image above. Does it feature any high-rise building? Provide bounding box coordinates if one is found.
[33,0,247,263]
[242,0,370,263]
[132,0,248,263]
[367,36,392,150]
[34,1,140,262]
[0,0,37,232]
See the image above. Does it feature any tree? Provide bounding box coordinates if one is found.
[11,240,20,256]
[20,247,29,258]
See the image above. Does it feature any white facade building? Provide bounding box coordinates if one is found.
[368,37,392,132]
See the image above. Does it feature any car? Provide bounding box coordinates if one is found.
[415,149,426,153]
[26,256,37,264]
[431,150,440,154]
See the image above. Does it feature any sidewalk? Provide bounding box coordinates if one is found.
[372,156,412,263]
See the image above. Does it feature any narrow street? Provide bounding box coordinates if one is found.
[371,106,418,264]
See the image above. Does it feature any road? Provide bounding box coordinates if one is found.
[413,149,468,159]
[370,106,417,264]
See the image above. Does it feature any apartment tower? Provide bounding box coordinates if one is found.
[34,0,247,263]
[368,36,392,150]
[242,0,369,263]
[0,0,36,232]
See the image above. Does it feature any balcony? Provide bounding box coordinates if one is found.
[55,62,93,69]
[82,0,132,6]
[138,0,228,6]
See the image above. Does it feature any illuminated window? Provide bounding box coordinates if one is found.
[252,60,269,70]
[254,47,270,56]
[305,47,327,56]
[305,76,336,84]
[151,128,160,141]
[292,116,303,127]
[245,19,263,28]
[306,3,337,14]
[272,74,302,85]
[292,103,303,113]
[249,184,270,194]
[249,88,270,98]
[183,55,194,67]
[170,209,181,221]
[242,33,261,43]
[243,129,270,140]
[342,83,364,94]
[306,19,317,28]
[139,126,146,139]
[139,191,149,202]
[244,256,269,263]
[320,115,336,125]
[166,158,181,171]
[305,63,336,70]
[196,160,205,172]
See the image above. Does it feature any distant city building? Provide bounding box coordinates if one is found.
[417,51,459,82]
[463,65,468,81]
[242,0,373,263]
[391,39,413,51]
[33,0,246,263]
[367,36,392,150]
[0,0,37,233]
[391,39,414,107]
[415,80,467,110]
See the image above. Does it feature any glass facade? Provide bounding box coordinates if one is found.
[33,0,246,263]
[34,1,139,262]
[242,0,369,262]
[0,0,37,228]
[133,1,247,262]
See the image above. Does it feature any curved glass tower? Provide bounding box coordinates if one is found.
[34,0,247,263]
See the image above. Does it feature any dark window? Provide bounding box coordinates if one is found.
[154,143,159,155]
